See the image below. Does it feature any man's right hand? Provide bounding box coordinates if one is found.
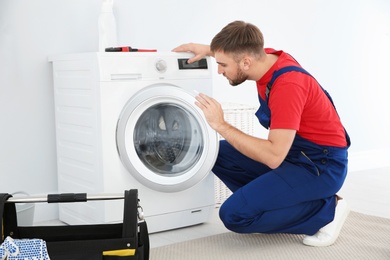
[172,43,213,64]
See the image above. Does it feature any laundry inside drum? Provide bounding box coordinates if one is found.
[134,103,204,176]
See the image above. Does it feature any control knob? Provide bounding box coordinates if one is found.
[155,60,167,73]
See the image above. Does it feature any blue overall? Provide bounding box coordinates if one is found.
[213,66,351,235]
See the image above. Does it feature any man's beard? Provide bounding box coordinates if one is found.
[228,67,248,86]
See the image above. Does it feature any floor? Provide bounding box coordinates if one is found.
[149,167,390,248]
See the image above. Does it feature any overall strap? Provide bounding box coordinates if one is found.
[266,65,351,147]
[266,65,340,110]
[266,66,311,99]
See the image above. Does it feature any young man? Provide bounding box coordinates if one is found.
[172,20,351,247]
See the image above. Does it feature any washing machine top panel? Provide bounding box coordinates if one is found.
[50,52,213,82]
[116,84,219,193]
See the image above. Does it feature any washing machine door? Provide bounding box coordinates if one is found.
[116,84,219,192]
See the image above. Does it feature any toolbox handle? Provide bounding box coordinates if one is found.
[5,193,124,204]
[48,193,87,203]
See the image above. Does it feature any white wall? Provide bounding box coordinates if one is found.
[1,0,389,221]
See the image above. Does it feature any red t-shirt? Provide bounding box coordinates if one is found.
[256,48,347,147]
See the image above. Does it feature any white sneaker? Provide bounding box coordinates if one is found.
[302,199,350,247]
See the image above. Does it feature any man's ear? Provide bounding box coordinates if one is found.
[241,56,252,71]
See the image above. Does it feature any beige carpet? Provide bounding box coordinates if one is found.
[150,211,390,259]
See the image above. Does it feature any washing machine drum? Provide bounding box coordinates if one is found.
[135,103,201,174]
[116,85,219,192]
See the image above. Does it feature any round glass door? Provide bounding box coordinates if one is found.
[134,103,203,176]
[116,84,219,192]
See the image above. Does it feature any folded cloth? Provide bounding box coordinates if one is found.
[0,236,50,260]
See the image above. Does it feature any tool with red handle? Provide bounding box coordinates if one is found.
[105,46,157,52]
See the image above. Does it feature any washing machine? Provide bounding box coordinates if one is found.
[50,52,219,233]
